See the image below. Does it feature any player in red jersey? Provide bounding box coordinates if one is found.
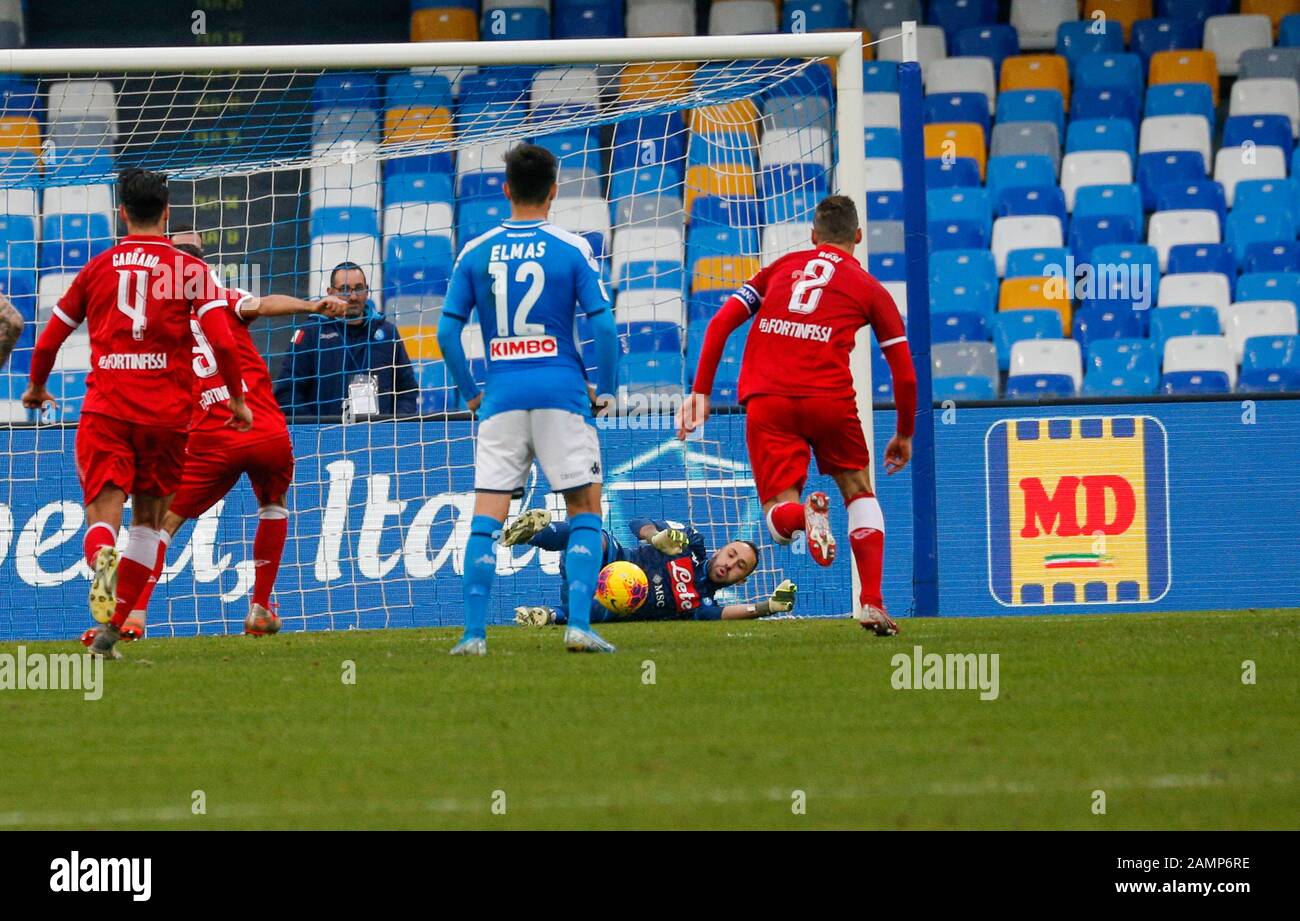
[21,169,251,659]
[119,231,346,641]
[677,195,918,636]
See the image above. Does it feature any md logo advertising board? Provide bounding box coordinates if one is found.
[985,416,1171,608]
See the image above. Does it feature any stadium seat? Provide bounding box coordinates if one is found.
[996,186,1067,227]
[1138,114,1213,167]
[925,156,983,187]
[930,249,998,316]
[1008,337,1083,391]
[1075,307,1145,351]
[1214,146,1288,208]
[48,79,118,137]
[627,0,695,36]
[1283,12,1300,45]
[1084,1,1153,43]
[1238,271,1300,310]
[991,216,1064,276]
[1075,183,1144,231]
[1005,246,1069,279]
[1150,305,1221,354]
[618,61,696,103]
[996,90,1066,137]
[1223,299,1299,361]
[866,190,906,222]
[877,25,948,77]
[1158,271,1233,316]
[1229,78,1300,136]
[1084,364,1159,395]
[1242,332,1300,376]
[1005,372,1076,396]
[989,122,1061,173]
[862,61,900,93]
[872,220,908,253]
[1148,209,1222,271]
[933,374,998,400]
[1149,50,1220,105]
[865,158,904,193]
[986,155,1057,207]
[1066,118,1136,165]
[1224,114,1295,159]
[1070,214,1140,264]
[1056,20,1125,75]
[1090,243,1161,305]
[928,186,992,236]
[863,92,902,129]
[994,308,1065,370]
[709,0,778,34]
[1244,241,1300,274]
[927,58,997,107]
[1243,0,1296,37]
[1227,210,1293,264]
[857,0,923,35]
[1071,87,1141,129]
[1136,150,1208,210]
[554,0,623,38]
[870,251,907,281]
[1060,151,1133,210]
[1010,0,1078,51]
[1162,334,1237,389]
[1132,18,1203,68]
[932,310,991,344]
[1154,180,1227,228]
[1088,337,1160,379]
[923,94,991,138]
[924,0,997,44]
[953,24,1022,75]
[931,340,999,388]
[613,227,685,285]
[782,0,852,31]
[1204,14,1274,76]
[1074,53,1145,100]
[690,255,759,293]
[1239,46,1300,80]
[1000,54,1071,106]
[1145,82,1216,126]
[924,123,987,180]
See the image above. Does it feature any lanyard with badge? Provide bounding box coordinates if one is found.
[339,313,380,419]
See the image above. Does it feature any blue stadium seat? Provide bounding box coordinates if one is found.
[1057,20,1125,74]
[612,114,686,173]
[0,214,37,269]
[1088,337,1159,380]
[759,163,828,201]
[1244,241,1300,274]
[782,0,850,31]
[1137,151,1207,211]
[457,198,509,243]
[929,219,989,251]
[1084,365,1159,395]
[309,207,379,239]
[1160,370,1231,394]
[554,0,623,39]
[1284,14,1300,48]
[1243,333,1300,375]
[1155,0,1230,25]
[689,131,757,170]
[862,61,899,93]
[387,262,450,300]
[1237,272,1300,311]
[1005,246,1068,279]
[1066,118,1136,164]
[1227,211,1293,265]
[687,224,748,273]
[1234,178,1300,237]
[869,252,907,281]
[610,163,683,204]
[457,67,534,104]
[688,289,731,324]
[1144,82,1216,126]
[1071,87,1141,128]
[1075,53,1144,97]
[952,25,1020,75]
[1069,215,1139,263]
[312,72,379,111]
[47,148,114,183]
[996,186,1067,227]
[933,374,997,400]
[1074,305,1145,350]
[994,310,1064,370]
[1154,180,1227,228]
[38,215,112,271]
[932,311,991,344]
[458,171,506,201]
[1005,374,1075,397]
[928,186,992,234]
[621,353,685,394]
[930,249,997,316]
[923,93,991,137]
[0,78,39,119]
[385,234,453,277]
[927,0,997,43]
[624,320,683,355]
[1131,18,1203,68]
[386,73,452,111]
[1223,115,1295,160]
[386,152,454,177]
[864,127,903,161]
[925,157,983,187]
[1089,243,1161,305]
[986,155,1057,207]
[416,361,454,414]
[1239,366,1300,391]
[1150,306,1220,353]
[534,129,602,174]
[619,260,685,292]
[996,89,1066,137]
[1074,184,1143,231]
[386,172,454,205]
[867,191,905,221]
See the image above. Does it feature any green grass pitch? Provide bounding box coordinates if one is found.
[1,609,1296,830]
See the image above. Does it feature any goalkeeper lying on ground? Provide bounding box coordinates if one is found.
[505,510,797,624]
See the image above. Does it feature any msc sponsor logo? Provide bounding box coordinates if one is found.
[489,334,557,360]
[984,416,1171,606]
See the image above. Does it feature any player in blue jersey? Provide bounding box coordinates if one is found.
[437,143,620,655]
[503,509,798,624]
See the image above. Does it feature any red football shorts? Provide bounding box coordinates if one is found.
[75,411,188,504]
[169,433,295,519]
[745,394,870,503]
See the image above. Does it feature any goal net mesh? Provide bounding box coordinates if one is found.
[0,52,860,639]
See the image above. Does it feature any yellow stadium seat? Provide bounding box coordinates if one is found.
[411,8,478,43]
[399,326,442,361]
[1149,50,1220,106]
[692,256,761,292]
[999,276,1073,333]
[619,62,697,104]
[0,117,40,153]
[684,164,756,217]
[1242,0,1300,38]
[385,106,454,143]
[688,100,760,140]
[999,55,1071,108]
[924,123,987,179]
[1084,1,1153,43]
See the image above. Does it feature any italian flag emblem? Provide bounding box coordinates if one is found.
[291,329,305,346]
[1043,552,1114,569]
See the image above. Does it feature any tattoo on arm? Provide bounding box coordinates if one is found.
[0,301,23,369]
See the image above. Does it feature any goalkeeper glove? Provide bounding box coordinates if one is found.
[649,527,690,556]
[768,579,797,613]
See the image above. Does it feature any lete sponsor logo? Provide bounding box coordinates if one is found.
[985,416,1171,606]
[667,557,700,611]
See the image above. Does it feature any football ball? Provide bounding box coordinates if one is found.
[594,561,649,617]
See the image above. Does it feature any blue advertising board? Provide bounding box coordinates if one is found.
[1,398,1296,641]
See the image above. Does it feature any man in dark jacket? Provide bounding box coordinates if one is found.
[274,262,419,419]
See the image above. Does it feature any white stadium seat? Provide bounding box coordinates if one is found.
[1157,272,1233,315]
[863,92,901,128]
[1009,338,1083,391]
[1214,145,1288,207]
[865,157,904,192]
[456,141,514,183]
[310,141,380,210]
[310,235,380,300]
[550,196,611,239]
[1010,0,1077,51]
[1223,300,1299,362]
[759,127,833,170]
[1148,210,1222,271]
[1060,151,1133,211]
[461,324,485,362]
[0,187,38,220]
[37,273,78,323]
[991,215,1064,276]
[384,202,453,240]
[1229,78,1300,137]
[611,226,684,282]
[761,222,812,261]
[883,281,908,318]
[0,401,27,423]
[926,57,997,106]
[627,0,694,37]
[47,79,118,137]
[878,25,947,78]
[614,289,686,328]
[708,0,778,35]
[56,329,92,372]
[1163,334,1237,388]
[1138,115,1213,168]
[1203,14,1274,77]
[530,67,600,112]
[42,184,113,219]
